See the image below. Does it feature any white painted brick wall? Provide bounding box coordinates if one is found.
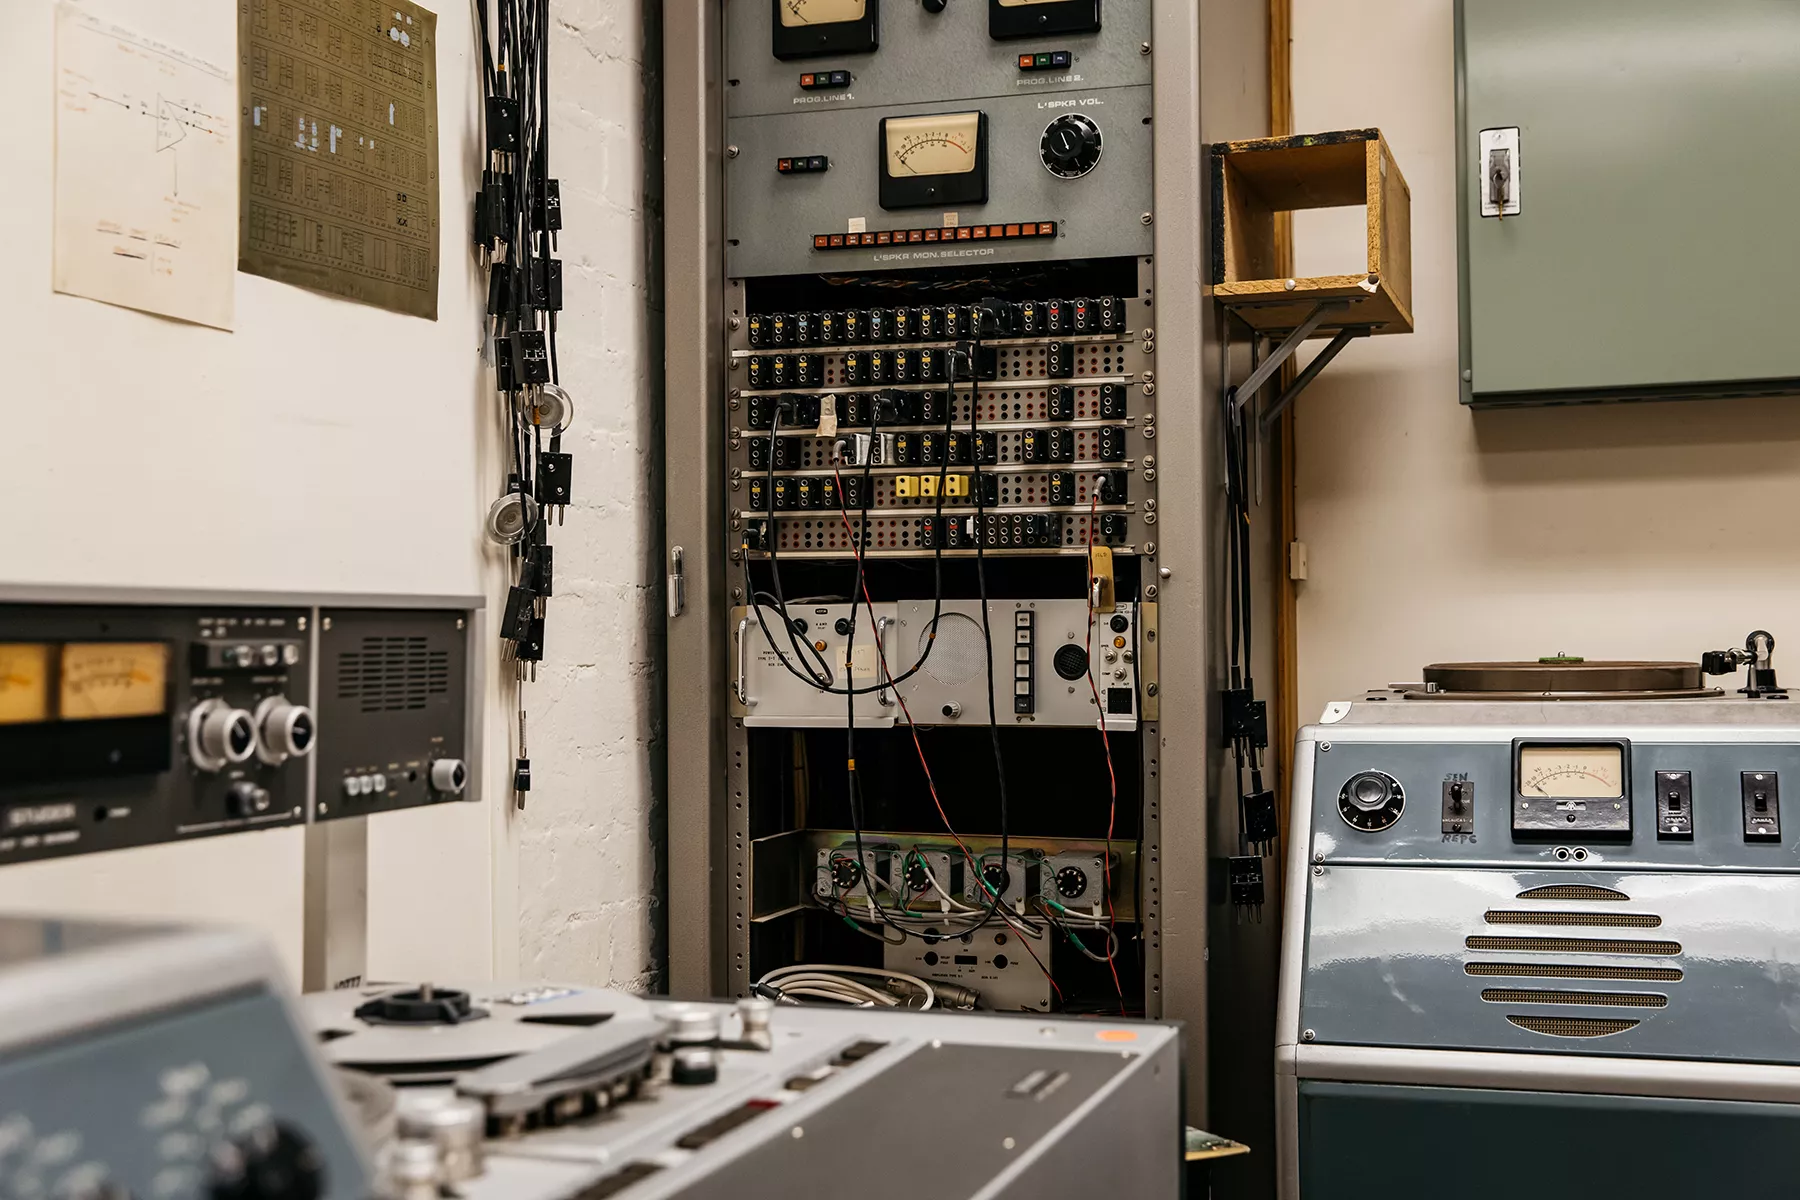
[513,0,663,991]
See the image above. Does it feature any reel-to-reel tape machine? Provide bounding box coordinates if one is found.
[307,978,1183,1199]
[0,913,1185,1200]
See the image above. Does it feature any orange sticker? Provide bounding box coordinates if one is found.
[1096,1029,1140,1043]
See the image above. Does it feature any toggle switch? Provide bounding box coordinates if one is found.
[1657,770,1693,839]
[1441,777,1475,835]
[1742,771,1781,842]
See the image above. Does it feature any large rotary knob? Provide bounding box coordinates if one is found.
[1338,770,1405,832]
[254,696,316,765]
[190,699,258,773]
[1041,114,1103,179]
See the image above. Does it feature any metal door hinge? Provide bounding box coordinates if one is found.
[667,546,686,617]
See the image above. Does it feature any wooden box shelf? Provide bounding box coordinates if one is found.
[1209,128,1413,336]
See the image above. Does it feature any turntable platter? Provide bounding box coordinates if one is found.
[1409,659,1721,701]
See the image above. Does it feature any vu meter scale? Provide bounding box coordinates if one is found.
[1518,745,1625,799]
[781,0,868,24]
[885,113,980,175]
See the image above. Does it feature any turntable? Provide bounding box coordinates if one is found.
[1276,629,1800,1200]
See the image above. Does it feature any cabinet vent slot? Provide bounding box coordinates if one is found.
[1516,885,1629,902]
[1467,935,1680,956]
[1481,988,1666,1008]
[1506,1015,1639,1038]
[1484,910,1661,928]
[1465,962,1682,983]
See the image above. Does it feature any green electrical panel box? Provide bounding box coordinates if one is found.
[1457,0,1800,406]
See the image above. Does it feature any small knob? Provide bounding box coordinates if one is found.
[737,996,774,1049]
[228,781,272,817]
[191,700,258,772]
[255,697,316,765]
[207,1121,324,1200]
[666,1008,722,1048]
[396,1095,485,1184]
[671,1045,720,1086]
[258,644,280,668]
[921,0,947,10]
[430,758,468,795]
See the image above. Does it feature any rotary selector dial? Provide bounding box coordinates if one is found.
[1041,114,1103,179]
[254,696,316,765]
[190,699,258,772]
[1339,770,1405,832]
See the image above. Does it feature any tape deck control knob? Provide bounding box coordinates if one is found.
[254,696,316,765]
[190,699,258,772]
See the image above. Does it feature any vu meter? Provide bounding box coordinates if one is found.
[1513,740,1633,838]
[880,112,989,208]
[772,0,879,60]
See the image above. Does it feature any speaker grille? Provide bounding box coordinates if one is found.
[1481,988,1667,1008]
[1467,935,1681,956]
[1517,885,1629,902]
[337,637,450,713]
[1465,962,1683,983]
[918,613,987,686]
[1484,909,1662,928]
[1507,1015,1640,1038]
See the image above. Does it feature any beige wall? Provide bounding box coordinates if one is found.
[1290,0,1800,720]
[0,0,659,991]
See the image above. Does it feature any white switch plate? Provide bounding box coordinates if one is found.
[1478,126,1521,217]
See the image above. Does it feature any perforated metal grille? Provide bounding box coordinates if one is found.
[1484,910,1662,928]
[1517,885,1630,902]
[919,613,987,686]
[336,637,449,713]
[1506,1015,1640,1038]
[1467,935,1681,956]
[1481,988,1667,1008]
[1465,962,1683,983]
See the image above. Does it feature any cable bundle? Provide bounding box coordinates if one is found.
[475,0,570,803]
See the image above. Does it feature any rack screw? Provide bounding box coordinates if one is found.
[1141,212,1153,226]
[1302,1029,1316,1042]
[1140,41,1151,54]
[727,145,740,158]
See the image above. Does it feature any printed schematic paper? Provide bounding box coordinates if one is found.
[239,0,440,319]
[53,4,237,330]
